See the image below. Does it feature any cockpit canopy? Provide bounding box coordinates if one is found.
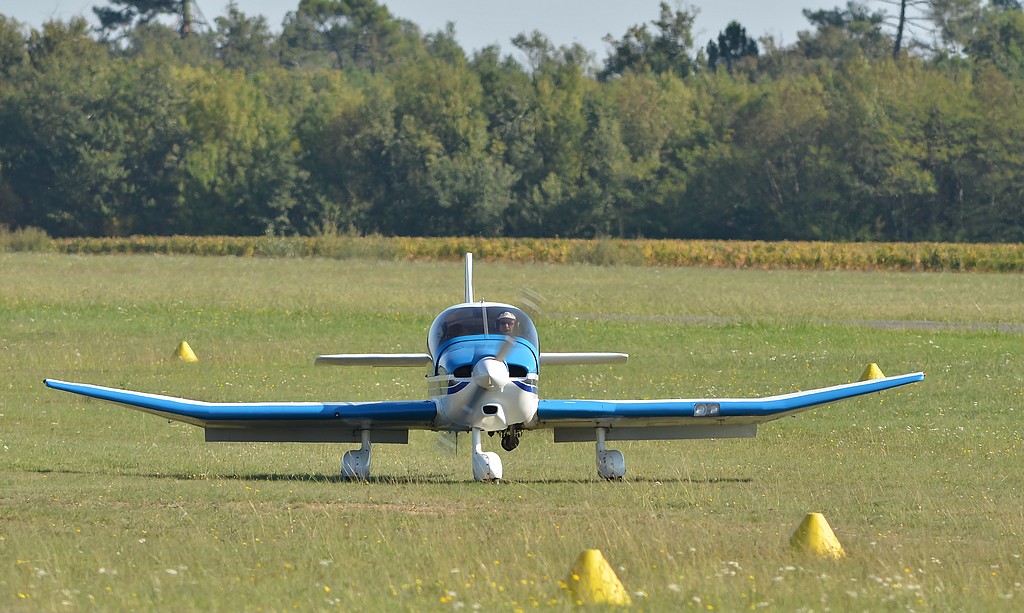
[428,304,538,356]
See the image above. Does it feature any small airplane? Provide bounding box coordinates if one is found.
[45,254,924,482]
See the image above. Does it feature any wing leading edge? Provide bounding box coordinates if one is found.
[536,371,924,435]
[43,379,438,441]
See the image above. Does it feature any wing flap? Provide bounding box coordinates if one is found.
[206,427,410,444]
[553,424,757,442]
[536,372,924,431]
[44,379,438,433]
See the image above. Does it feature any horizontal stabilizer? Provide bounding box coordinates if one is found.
[540,352,628,366]
[314,353,432,367]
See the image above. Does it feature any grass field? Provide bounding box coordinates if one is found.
[2,253,1023,611]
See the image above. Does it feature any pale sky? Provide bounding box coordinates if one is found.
[2,1,887,58]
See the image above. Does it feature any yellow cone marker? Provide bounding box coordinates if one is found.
[175,341,199,363]
[563,549,631,606]
[790,512,845,558]
[860,363,885,381]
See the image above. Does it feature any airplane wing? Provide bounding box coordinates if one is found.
[314,354,432,367]
[535,372,925,442]
[44,379,438,443]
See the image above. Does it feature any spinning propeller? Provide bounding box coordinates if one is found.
[436,333,517,454]
[438,280,546,455]
[458,334,517,423]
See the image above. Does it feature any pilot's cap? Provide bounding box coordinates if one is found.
[497,311,517,322]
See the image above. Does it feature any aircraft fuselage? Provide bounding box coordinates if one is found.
[425,302,541,434]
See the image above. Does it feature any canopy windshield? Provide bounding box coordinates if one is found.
[428,305,538,355]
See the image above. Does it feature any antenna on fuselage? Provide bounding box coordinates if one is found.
[465,252,474,303]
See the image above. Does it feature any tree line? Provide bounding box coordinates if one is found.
[1,0,1023,241]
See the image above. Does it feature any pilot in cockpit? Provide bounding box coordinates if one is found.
[496,311,517,335]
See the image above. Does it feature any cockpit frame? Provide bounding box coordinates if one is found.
[428,303,538,357]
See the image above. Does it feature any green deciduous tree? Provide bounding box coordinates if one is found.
[3,3,1024,243]
[960,63,1024,240]
[214,2,276,72]
[798,1,892,61]
[279,0,419,72]
[599,2,697,80]
[966,7,1024,77]
[601,72,699,237]
[290,71,376,233]
[508,33,596,235]
[0,19,134,235]
[93,0,200,39]
[0,16,26,76]
[926,0,986,55]
[385,52,513,235]
[173,65,298,235]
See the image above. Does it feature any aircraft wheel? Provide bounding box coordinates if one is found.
[473,450,503,482]
[500,428,520,452]
[597,449,625,480]
[341,448,371,481]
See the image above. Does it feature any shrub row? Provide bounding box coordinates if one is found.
[3,227,1022,272]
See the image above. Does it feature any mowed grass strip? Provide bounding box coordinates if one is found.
[2,254,1022,610]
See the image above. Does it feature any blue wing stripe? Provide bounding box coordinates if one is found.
[44,379,437,426]
[537,372,924,422]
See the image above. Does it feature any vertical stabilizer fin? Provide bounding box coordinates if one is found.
[465,252,474,303]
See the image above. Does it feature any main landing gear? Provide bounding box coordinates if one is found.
[595,427,626,480]
[341,430,372,481]
[343,426,620,483]
[340,428,516,483]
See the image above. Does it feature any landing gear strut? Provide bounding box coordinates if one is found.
[595,427,625,480]
[500,424,521,451]
[472,428,503,482]
[341,430,372,481]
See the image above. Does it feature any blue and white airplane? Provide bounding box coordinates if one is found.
[45,254,924,482]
